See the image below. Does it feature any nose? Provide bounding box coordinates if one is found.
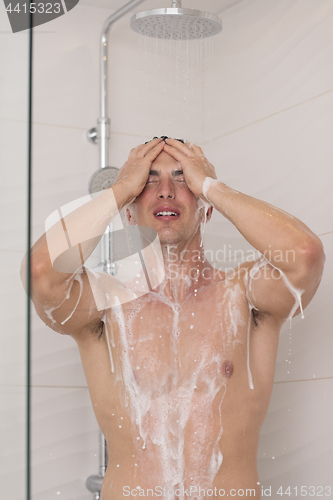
[157,178,175,199]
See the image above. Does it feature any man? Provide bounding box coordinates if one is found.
[23,137,325,499]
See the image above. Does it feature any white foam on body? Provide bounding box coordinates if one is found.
[109,270,246,495]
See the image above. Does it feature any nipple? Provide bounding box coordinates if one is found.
[222,361,234,378]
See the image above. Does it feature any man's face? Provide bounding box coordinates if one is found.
[127,151,204,247]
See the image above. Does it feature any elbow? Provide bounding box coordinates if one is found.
[20,252,48,294]
[298,237,325,273]
[20,254,28,293]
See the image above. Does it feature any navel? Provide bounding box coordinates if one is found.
[222,360,234,378]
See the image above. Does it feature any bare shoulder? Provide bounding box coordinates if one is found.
[232,256,321,323]
[32,266,135,343]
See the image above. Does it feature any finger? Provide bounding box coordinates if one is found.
[129,138,163,160]
[144,140,165,160]
[163,142,189,162]
[141,138,165,158]
[164,138,194,157]
[187,143,205,157]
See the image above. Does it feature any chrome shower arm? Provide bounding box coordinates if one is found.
[100,0,146,118]
[98,0,146,170]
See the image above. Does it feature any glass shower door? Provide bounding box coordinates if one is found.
[0,5,31,500]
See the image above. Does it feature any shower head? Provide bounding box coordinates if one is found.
[130,1,222,40]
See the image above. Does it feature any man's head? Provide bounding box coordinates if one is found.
[126,139,213,249]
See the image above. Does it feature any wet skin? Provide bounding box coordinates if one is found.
[76,152,278,499]
[27,139,324,500]
[80,265,278,500]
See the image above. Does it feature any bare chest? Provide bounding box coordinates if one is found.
[109,282,250,395]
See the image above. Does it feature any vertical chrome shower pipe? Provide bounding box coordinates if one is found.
[97,0,146,485]
[99,0,146,170]
[99,0,147,279]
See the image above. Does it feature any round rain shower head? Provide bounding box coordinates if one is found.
[130,8,222,40]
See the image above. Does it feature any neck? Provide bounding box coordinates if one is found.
[159,237,210,303]
[138,228,214,303]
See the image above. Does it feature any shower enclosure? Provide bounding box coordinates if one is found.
[0,6,32,500]
[4,0,332,498]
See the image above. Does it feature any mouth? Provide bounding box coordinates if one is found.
[153,207,180,221]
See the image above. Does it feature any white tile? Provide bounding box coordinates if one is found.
[0,5,30,122]
[31,386,99,500]
[205,0,333,139]
[0,250,28,387]
[0,388,27,500]
[0,119,30,252]
[258,378,333,488]
[32,5,114,130]
[203,90,333,239]
[31,313,87,387]
[31,123,98,244]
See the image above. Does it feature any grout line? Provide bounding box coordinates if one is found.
[6,90,333,144]
[2,376,333,390]
[203,88,333,146]
[318,230,333,237]
[274,376,333,384]
[0,384,88,389]
[0,248,25,253]
[31,384,88,389]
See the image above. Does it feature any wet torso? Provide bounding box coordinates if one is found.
[78,271,282,500]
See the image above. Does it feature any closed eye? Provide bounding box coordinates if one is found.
[146,176,158,184]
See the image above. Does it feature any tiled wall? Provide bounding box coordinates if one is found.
[30,1,333,499]
[203,0,333,493]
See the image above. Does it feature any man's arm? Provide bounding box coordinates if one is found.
[205,180,325,320]
[21,138,165,340]
[163,139,325,321]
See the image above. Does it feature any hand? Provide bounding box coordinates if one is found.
[163,139,217,199]
[114,138,165,204]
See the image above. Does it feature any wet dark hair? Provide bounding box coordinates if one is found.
[144,136,185,145]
